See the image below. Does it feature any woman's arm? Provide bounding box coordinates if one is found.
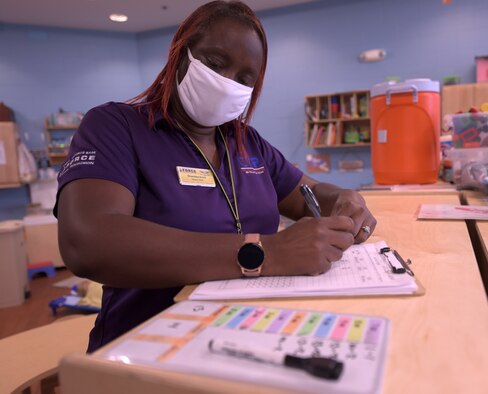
[58,178,356,287]
[57,179,244,288]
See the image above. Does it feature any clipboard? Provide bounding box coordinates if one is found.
[180,241,425,302]
[176,279,425,303]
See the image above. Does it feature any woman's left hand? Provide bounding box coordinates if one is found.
[329,189,376,244]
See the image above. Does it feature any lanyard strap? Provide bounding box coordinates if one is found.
[180,125,242,234]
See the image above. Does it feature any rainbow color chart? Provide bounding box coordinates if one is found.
[99,301,390,394]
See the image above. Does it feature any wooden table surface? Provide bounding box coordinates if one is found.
[60,193,488,394]
[0,314,96,394]
[461,190,488,295]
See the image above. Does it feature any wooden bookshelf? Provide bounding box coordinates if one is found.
[305,90,371,148]
[44,120,78,165]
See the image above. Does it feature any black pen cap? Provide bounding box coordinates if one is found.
[284,355,343,380]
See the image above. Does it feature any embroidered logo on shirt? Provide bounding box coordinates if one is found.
[238,156,265,175]
[59,150,96,177]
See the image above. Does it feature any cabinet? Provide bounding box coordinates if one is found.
[441,83,488,119]
[305,90,371,148]
[0,122,21,188]
[44,120,78,165]
[0,220,28,307]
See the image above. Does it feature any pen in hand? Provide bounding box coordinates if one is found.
[208,338,343,380]
[300,184,321,218]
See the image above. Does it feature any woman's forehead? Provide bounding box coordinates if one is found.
[193,19,263,68]
[196,18,262,53]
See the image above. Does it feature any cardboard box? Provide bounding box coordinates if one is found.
[0,121,21,186]
[23,214,64,267]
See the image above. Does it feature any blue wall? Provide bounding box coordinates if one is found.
[0,24,143,220]
[1,0,487,219]
[136,0,488,189]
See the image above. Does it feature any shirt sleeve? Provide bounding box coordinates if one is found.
[247,127,303,202]
[54,103,139,216]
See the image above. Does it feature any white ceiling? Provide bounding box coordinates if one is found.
[0,0,320,33]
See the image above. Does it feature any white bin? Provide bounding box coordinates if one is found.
[0,220,28,308]
[24,214,64,267]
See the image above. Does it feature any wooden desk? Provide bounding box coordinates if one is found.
[59,193,488,394]
[461,191,488,295]
[0,314,96,394]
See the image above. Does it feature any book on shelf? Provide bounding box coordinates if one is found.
[314,126,325,146]
[305,102,318,121]
[350,95,357,117]
[326,123,336,146]
[308,124,318,146]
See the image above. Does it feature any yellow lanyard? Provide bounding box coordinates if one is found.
[179,124,242,234]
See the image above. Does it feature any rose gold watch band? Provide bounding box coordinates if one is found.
[244,233,260,244]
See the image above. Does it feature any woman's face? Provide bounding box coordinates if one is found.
[180,18,263,88]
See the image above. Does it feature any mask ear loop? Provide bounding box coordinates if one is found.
[171,46,192,86]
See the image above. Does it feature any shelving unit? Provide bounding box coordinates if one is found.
[441,83,488,119]
[305,90,371,148]
[44,121,78,165]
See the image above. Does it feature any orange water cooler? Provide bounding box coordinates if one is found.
[370,79,440,184]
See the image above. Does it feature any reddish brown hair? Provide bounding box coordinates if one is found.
[131,1,268,153]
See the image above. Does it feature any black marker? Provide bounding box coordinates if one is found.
[208,338,343,380]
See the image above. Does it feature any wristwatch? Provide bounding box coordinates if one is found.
[237,233,265,277]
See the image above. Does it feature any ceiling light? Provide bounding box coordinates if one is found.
[109,14,128,23]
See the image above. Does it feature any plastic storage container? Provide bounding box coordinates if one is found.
[370,79,440,184]
[451,112,488,148]
[0,220,28,308]
[445,147,488,185]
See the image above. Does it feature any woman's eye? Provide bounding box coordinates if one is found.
[238,76,254,87]
[205,58,222,71]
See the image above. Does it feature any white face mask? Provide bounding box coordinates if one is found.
[177,48,254,127]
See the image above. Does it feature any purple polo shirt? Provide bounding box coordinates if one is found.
[55,102,303,352]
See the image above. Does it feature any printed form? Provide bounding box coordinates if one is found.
[190,241,418,300]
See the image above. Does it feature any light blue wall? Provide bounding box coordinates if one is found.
[1,0,487,219]
[0,24,143,220]
[136,0,488,190]
[258,0,486,187]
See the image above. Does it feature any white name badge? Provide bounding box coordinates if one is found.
[176,166,216,187]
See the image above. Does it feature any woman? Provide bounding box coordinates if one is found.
[55,0,376,352]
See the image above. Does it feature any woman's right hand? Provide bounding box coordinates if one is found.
[262,216,355,276]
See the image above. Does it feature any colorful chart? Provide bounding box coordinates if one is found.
[99,301,390,394]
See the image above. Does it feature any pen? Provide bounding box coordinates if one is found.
[208,338,343,380]
[300,184,321,218]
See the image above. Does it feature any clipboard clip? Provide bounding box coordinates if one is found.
[379,247,415,276]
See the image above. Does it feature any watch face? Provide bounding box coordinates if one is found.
[238,243,265,270]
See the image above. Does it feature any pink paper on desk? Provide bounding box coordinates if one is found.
[418,204,488,220]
